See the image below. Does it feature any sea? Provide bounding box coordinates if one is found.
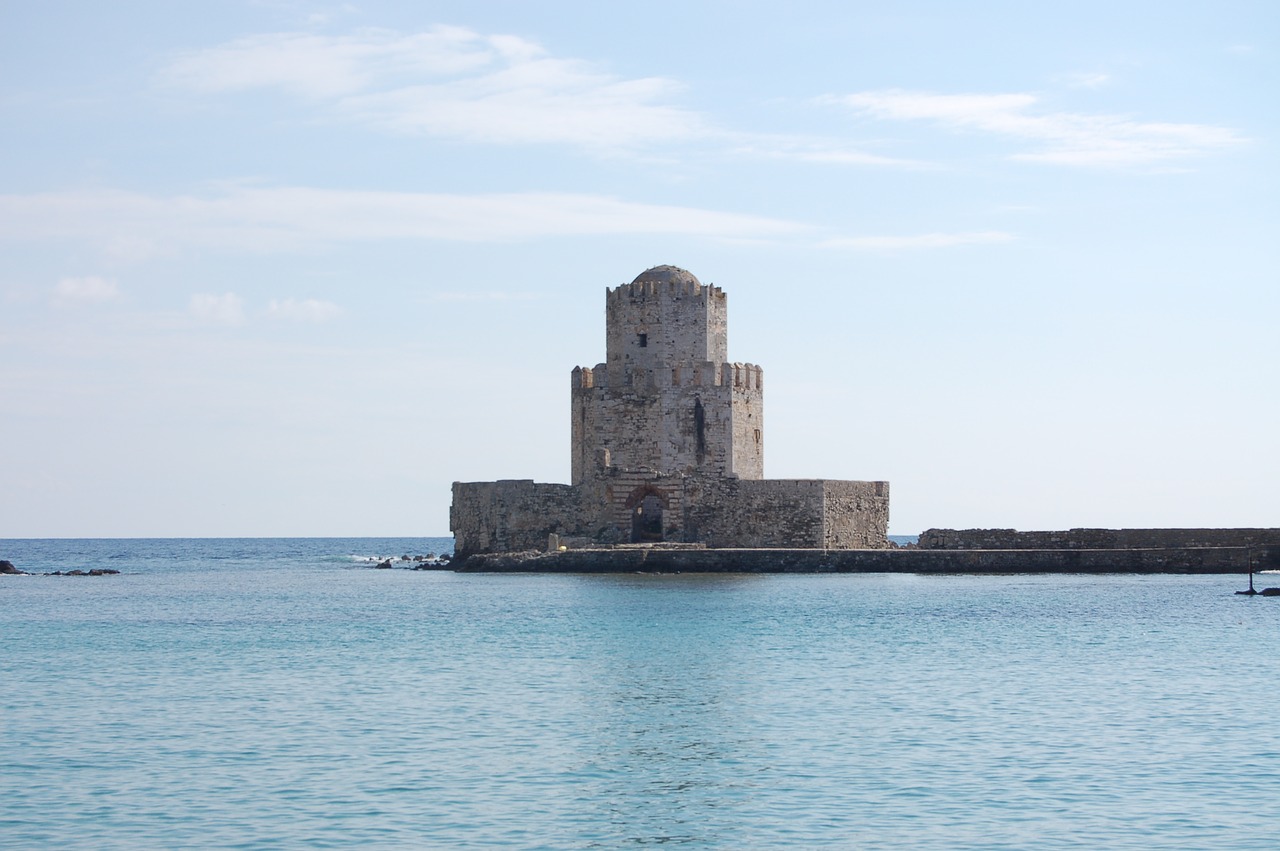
[2,537,1278,849]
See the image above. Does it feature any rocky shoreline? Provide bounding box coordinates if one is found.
[360,553,454,571]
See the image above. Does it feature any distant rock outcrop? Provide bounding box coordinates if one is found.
[1,559,26,575]
[364,553,452,570]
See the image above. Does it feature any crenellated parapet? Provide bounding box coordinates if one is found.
[607,277,720,302]
[722,362,763,391]
[574,361,763,392]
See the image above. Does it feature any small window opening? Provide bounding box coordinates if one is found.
[694,398,706,463]
[637,333,648,348]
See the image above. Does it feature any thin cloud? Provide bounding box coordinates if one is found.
[160,26,921,168]
[53,275,119,307]
[837,89,1243,168]
[1056,71,1110,89]
[265,298,341,322]
[164,26,492,98]
[189,292,245,325]
[823,231,1015,251]
[730,134,930,168]
[0,187,807,253]
[161,26,707,151]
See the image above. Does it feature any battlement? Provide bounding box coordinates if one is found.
[573,362,763,391]
[607,279,723,303]
[722,362,763,391]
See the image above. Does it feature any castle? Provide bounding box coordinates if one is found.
[450,265,890,558]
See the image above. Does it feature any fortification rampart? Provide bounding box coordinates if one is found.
[823,481,891,549]
[607,277,716,301]
[919,528,1280,550]
[680,478,889,549]
[572,362,762,390]
[685,477,825,548]
[451,480,586,558]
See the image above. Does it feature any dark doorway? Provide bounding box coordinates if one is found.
[631,493,665,543]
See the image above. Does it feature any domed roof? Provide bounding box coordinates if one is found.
[631,265,701,287]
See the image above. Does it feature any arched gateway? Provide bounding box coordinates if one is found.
[625,485,667,543]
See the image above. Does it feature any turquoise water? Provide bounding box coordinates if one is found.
[3,538,1278,848]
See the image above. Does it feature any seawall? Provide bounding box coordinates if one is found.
[454,545,1280,574]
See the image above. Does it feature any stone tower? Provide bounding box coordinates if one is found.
[451,264,889,557]
[571,265,764,485]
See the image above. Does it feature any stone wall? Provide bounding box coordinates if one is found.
[682,477,890,549]
[918,527,1280,550]
[451,480,587,559]
[453,473,890,557]
[686,477,826,548]
[823,480,891,549]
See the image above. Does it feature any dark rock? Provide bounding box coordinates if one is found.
[1261,587,1280,596]
[374,559,393,569]
[1,559,24,575]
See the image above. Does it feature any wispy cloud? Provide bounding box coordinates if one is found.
[190,292,245,324]
[265,298,341,322]
[52,275,119,307]
[1056,72,1110,89]
[836,89,1243,168]
[161,26,707,151]
[160,26,922,168]
[823,231,1015,251]
[730,135,929,168]
[0,186,806,254]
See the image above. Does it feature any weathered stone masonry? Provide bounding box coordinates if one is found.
[451,265,889,558]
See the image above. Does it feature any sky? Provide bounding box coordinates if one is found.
[1,0,1276,537]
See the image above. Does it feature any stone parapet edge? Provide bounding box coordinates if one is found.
[453,545,1280,574]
